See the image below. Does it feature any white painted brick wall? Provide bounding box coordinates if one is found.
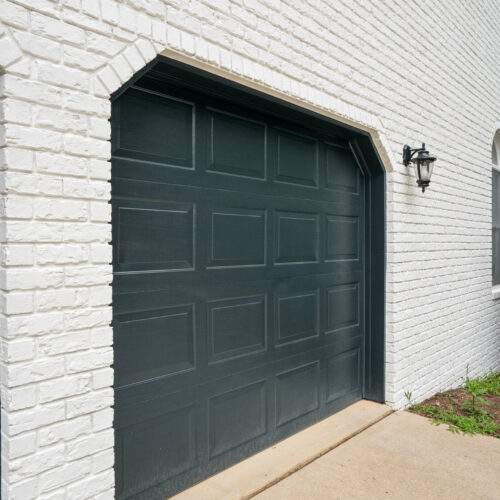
[0,0,499,497]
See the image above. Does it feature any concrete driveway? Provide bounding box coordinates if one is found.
[255,411,500,500]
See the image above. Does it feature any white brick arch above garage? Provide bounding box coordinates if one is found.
[0,1,499,498]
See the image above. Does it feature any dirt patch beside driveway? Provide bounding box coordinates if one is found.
[412,388,500,437]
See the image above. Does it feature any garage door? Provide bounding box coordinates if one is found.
[112,68,368,499]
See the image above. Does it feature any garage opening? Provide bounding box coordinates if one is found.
[111,57,385,499]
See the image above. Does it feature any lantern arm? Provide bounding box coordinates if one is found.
[402,143,427,166]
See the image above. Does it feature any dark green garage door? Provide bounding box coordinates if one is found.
[112,68,368,499]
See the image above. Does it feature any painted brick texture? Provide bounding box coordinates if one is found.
[0,0,499,497]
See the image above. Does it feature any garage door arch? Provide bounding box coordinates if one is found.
[111,57,385,499]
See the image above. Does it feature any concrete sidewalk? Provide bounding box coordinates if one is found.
[256,411,500,500]
[175,401,392,500]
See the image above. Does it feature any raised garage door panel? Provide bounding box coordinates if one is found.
[112,81,366,499]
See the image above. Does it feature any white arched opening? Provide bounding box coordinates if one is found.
[492,130,500,296]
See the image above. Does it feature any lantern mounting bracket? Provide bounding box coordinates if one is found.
[402,143,426,166]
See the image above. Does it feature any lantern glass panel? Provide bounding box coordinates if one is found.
[419,159,434,182]
[412,162,420,183]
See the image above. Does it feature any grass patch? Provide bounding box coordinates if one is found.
[464,372,500,397]
[409,372,500,437]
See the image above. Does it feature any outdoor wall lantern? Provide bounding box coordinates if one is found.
[402,143,437,192]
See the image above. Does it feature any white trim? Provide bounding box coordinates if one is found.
[159,47,395,174]
[492,284,500,300]
[492,127,500,168]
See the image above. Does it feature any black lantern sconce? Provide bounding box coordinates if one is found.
[402,143,436,192]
